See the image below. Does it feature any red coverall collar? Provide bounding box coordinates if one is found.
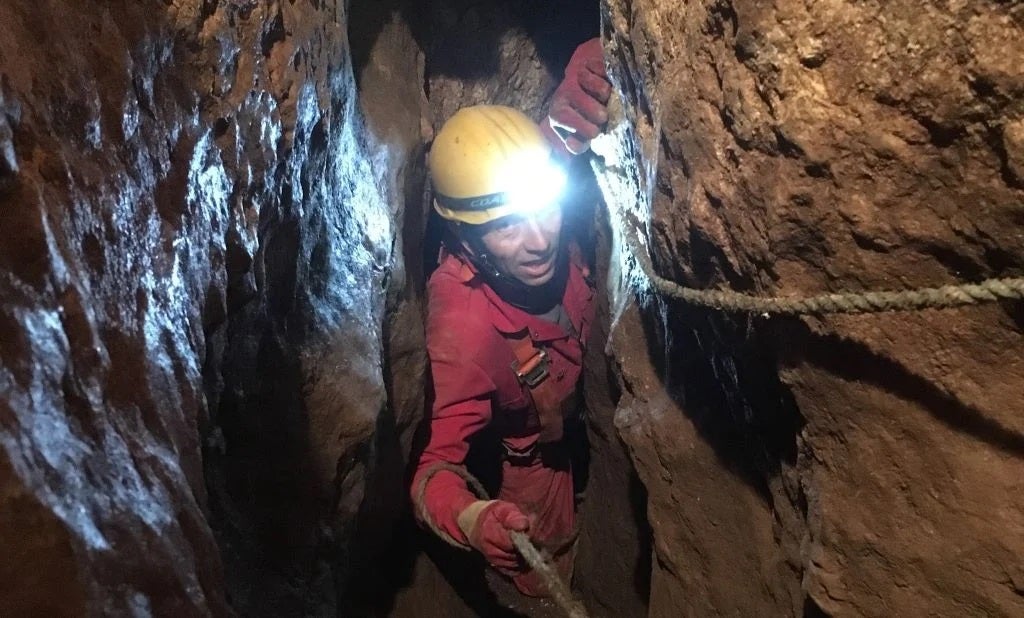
[445,247,592,343]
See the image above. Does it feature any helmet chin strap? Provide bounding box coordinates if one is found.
[466,242,569,315]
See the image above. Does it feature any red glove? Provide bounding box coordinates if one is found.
[546,38,612,155]
[459,500,531,573]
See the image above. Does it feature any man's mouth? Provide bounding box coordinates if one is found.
[520,254,555,276]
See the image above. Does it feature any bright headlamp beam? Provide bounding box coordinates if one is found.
[502,156,567,216]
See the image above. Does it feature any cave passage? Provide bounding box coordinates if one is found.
[338,2,653,616]
[2,0,1023,617]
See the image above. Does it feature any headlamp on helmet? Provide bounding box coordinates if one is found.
[500,153,567,217]
[429,105,566,226]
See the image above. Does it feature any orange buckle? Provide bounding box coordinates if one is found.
[512,349,550,388]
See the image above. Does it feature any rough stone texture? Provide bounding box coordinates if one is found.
[206,1,428,613]
[0,0,423,614]
[601,0,1024,615]
[21,0,1019,615]
[421,1,563,130]
[0,0,659,614]
[573,186,652,618]
[338,2,431,613]
[0,2,235,613]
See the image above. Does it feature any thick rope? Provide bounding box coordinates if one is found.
[414,462,486,550]
[622,221,1024,316]
[416,462,590,618]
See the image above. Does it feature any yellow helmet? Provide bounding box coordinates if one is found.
[429,105,566,225]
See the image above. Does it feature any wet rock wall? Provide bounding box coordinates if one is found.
[12,0,1014,615]
[0,0,423,614]
[0,0,650,615]
[600,0,1024,615]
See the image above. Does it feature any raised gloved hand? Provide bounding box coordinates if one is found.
[458,500,531,573]
[546,38,612,155]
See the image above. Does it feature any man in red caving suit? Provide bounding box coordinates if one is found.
[411,40,611,597]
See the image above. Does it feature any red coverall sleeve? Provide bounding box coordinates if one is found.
[411,324,496,547]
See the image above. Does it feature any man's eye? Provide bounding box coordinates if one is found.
[489,215,523,233]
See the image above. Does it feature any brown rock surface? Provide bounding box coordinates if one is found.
[0,2,236,613]
[0,0,654,614]
[601,0,1024,615]
[0,0,422,614]
[12,0,1018,614]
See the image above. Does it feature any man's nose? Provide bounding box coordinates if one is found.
[521,218,551,253]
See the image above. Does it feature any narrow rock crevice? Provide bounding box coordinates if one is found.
[2,1,1022,617]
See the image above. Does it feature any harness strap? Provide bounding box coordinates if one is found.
[508,332,568,444]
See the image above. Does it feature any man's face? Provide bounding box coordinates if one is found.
[466,204,564,286]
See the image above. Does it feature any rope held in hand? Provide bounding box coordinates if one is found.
[416,463,590,618]
[621,222,1024,315]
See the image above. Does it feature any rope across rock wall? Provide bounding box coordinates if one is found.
[622,221,1024,316]
[589,85,1023,317]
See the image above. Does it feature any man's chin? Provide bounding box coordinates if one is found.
[517,271,555,286]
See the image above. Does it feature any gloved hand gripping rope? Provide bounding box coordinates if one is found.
[416,462,590,618]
